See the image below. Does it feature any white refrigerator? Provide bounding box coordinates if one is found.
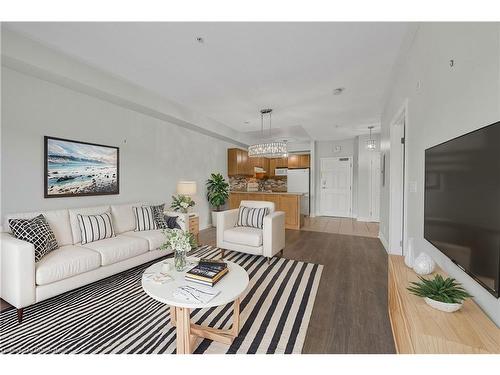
[286,168,310,216]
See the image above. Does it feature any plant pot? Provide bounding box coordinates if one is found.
[424,297,463,313]
[211,210,224,228]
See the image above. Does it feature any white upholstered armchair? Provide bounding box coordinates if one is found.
[216,200,285,262]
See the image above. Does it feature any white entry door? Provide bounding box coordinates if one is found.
[320,157,353,217]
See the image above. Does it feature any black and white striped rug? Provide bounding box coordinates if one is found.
[0,245,322,354]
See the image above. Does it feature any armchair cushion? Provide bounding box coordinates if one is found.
[236,206,269,229]
[224,227,263,247]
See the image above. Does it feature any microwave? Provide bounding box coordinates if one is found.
[275,168,288,176]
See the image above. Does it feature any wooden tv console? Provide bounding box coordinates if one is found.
[388,255,500,354]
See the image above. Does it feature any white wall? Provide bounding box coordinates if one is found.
[380,23,500,325]
[1,64,235,231]
[357,134,381,221]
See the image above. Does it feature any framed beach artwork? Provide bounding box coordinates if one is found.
[44,136,119,198]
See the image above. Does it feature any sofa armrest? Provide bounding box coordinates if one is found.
[0,233,36,309]
[164,211,189,232]
[216,209,239,248]
[263,211,286,258]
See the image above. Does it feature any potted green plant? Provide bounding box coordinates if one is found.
[206,172,230,227]
[407,274,472,313]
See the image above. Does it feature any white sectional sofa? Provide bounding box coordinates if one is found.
[0,203,189,323]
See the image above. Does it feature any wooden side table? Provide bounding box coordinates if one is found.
[188,214,200,244]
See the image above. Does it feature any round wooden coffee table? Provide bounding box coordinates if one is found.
[142,257,249,354]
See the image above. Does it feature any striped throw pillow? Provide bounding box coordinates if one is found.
[236,206,270,229]
[134,206,157,231]
[77,213,115,245]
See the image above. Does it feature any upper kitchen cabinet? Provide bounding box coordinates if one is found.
[268,157,288,176]
[288,154,310,169]
[249,156,270,173]
[227,148,253,176]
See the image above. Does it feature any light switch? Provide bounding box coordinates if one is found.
[408,181,418,193]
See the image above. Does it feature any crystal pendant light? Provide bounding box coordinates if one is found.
[366,126,376,151]
[248,109,288,158]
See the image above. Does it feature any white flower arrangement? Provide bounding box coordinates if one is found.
[161,228,192,253]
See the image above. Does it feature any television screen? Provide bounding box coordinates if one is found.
[424,121,500,298]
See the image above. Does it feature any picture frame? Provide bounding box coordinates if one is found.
[44,136,120,198]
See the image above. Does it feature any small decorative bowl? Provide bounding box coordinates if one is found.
[424,297,463,313]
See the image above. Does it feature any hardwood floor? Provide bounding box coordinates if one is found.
[199,227,396,354]
[302,216,380,238]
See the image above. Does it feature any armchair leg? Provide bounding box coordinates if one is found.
[267,257,270,265]
[220,249,225,259]
[279,249,284,257]
[17,308,24,323]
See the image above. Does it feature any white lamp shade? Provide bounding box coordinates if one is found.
[177,181,197,195]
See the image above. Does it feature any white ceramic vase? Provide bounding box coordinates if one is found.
[413,253,435,275]
[424,297,463,313]
[404,238,415,268]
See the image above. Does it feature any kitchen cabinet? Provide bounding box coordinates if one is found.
[228,148,253,176]
[268,157,288,176]
[288,154,310,169]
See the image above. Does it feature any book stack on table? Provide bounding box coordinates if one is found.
[185,258,228,287]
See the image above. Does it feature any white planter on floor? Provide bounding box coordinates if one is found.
[211,211,224,228]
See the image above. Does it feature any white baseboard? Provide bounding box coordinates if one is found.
[378,231,389,252]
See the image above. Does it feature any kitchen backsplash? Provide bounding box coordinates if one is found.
[229,176,287,192]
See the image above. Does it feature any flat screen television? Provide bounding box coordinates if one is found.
[424,121,500,298]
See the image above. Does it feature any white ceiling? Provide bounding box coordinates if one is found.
[5,22,408,141]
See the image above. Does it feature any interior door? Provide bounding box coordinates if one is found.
[320,157,353,217]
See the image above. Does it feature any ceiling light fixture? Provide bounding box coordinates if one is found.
[196,37,204,43]
[366,126,376,151]
[248,109,288,158]
[333,87,345,95]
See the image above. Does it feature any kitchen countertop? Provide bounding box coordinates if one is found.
[230,191,305,196]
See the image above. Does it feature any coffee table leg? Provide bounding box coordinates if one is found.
[170,306,176,327]
[175,307,192,354]
[232,298,240,336]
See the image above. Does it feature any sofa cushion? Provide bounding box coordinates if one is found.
[110,202,141,234]
[4,209,72,246]
[80,234,149,266]
[77,213,115,245]
[36,245,101,285]
[9,214,59,262]
[122,229,166,251]
[224,227,263,247]
[69,205,110,244]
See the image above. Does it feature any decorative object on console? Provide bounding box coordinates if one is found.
[44,136,119,198]
[9,214,59,262]
[170,194,195,213]
[77,213,115,245]
[161,228,193,271]
[206,172,230,228]
[133,206,158,231]
[412,252,435,275]
[404,237,415,268]
[407,274,472,313]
